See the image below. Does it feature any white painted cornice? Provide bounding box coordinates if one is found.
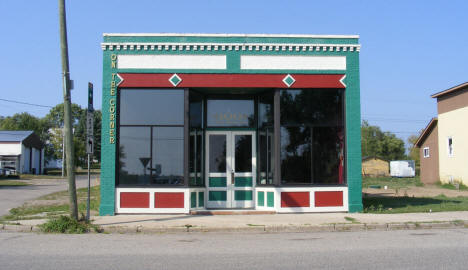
[101,42,360,52]
[103,33,359,39]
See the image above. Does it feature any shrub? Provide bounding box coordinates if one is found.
[39,215,101,234]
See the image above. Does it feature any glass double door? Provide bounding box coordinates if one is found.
[206,131,256,209]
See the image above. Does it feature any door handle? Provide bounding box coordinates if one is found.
[231,171,235,185]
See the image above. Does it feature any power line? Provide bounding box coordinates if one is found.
[0,98,53,108]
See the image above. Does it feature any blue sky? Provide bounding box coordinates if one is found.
[1,0,467,146]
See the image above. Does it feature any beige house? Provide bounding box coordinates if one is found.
[416,82,468,185]
[362,157,389,177]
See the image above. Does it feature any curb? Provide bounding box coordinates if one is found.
[1,220,467,234]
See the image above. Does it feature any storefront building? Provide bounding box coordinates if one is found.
[99,33,362,215]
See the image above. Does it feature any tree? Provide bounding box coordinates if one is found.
[0,112,50,143]
[45,103,83,128]
[361,120,406,161]
[45,103,90,168]
[407,133,422,166]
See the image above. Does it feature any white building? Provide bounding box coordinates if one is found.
[0,131,44,174]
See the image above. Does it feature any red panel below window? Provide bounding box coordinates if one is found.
[155,192,185,208]
[120,192,150,208]
[315,191,343,207]
[281,192,310,207]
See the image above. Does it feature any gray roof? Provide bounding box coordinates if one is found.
[0,131,34,142]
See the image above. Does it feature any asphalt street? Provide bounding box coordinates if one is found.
[1,228,467,270]
[0,175,98,216]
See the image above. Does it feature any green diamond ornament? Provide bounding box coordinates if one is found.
[169,74,182,86]
[282,74,296,87]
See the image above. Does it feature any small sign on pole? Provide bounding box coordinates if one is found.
[86,112,94,138]
[86,136,94,155]
[88,82,94,112]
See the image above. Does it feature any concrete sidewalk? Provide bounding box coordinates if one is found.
[6,211,468,233]
[93,211,468,232]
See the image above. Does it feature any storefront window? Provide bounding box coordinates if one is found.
[258,93,274,128]
[118,89,184,186]
[207,99,254,127]
[189,90,204,186]
[280,89,345,185]
[151,127,184,185]
[258,92,274,185]
[120,89,184,125]
[118,127,151,185]
[189,130,203,186]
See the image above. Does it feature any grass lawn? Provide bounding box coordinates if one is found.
[46,168,101,176]
[0,185,100,222]
[437,181,468,190]
[363,176,423,189]
[19,174,64,180]
[363,195,468,214]
[0,180,29,186]
[18,168,101,180]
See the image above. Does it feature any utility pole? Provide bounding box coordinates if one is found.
[61,126,65,177]
[59,0,78,220]
[86,82,94,222]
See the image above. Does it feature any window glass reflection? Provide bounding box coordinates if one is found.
[280,89,343,126]
[258,93,274,128]
[258,128,274,185]
[235,135,252,172]
[120,89,184,125]
[151,127,184,185]
[189,91,203,128]
[189,130,204,186]
[209,135,226,173]
[280,89,345,185]
[118,127,151,185]
[281,126,311,184]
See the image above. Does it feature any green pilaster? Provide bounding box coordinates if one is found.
[99,50,117,216]
[345,51,363,213]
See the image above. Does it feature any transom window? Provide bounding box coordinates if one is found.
[206,99,254,127]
